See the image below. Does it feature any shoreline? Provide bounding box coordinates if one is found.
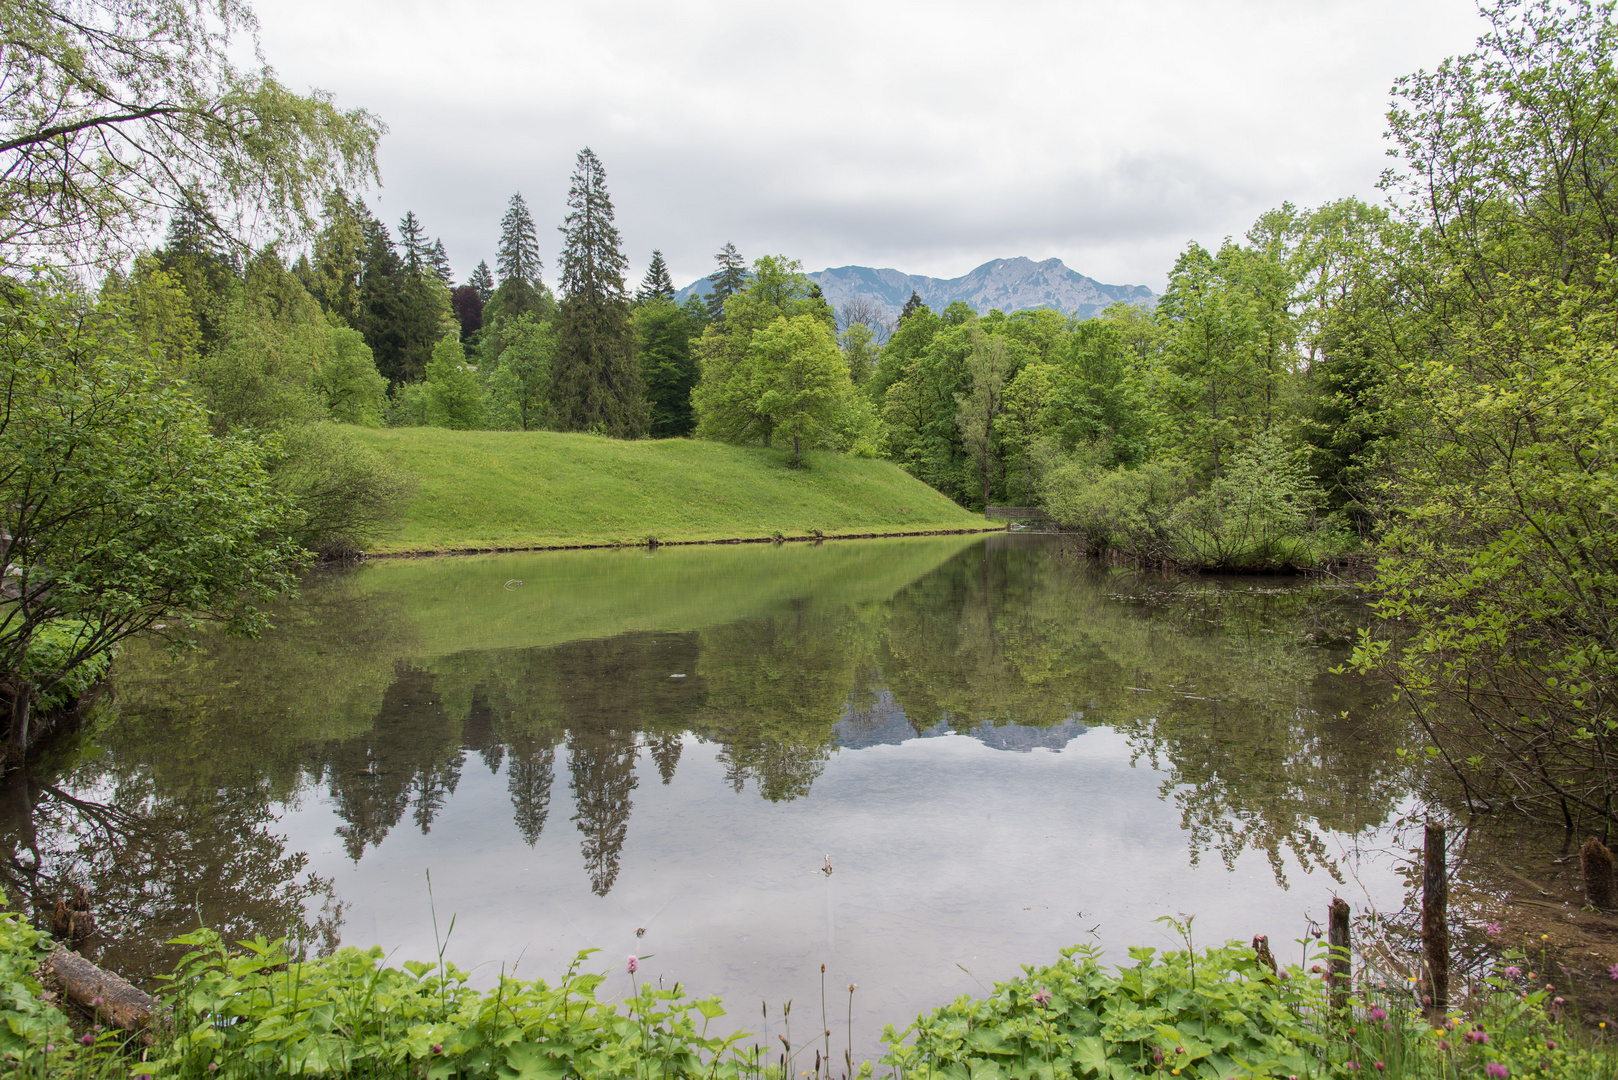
[360,524,1011,560]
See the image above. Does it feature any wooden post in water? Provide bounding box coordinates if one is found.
[1422,822,1450,1017]
[1328,897,1351,1010]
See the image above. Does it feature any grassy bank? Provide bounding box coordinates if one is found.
[344,428,990,554]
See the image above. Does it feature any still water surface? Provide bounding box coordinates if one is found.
[0,535,1418,1055]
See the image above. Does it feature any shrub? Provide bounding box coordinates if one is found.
[267,423,415,558]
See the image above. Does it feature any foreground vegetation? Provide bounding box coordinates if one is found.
[3,907,1609,1080]
[343,427,986,553]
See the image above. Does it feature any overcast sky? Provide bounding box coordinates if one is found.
[252,0,1488,293]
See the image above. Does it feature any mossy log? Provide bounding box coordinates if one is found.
[45,946,161,1032]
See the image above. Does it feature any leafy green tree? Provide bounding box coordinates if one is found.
[313,327,387,426]
[0,0,381,265]
[839,322,878,386]
[422,335,486,430]
[1153,240,1288,481]
[1347,0,1618,826]
[954,326,1010,508]
[189,249,330,433]
[303,191,365,328]
[691,255,827,445]
[1042,320,1152,467]
[117,254,204,376]
[752,315,850,467]
[552,148,646,437]
[706,242,748,321]
[868,300,938,402]
[487,315,556,432]
[0,284,305,759]
[637,250,675,304]
[635,299,701,437]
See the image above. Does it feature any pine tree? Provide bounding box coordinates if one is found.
[397,211,429,272]
[707,242,747,320]
[899,290,925,325]
[469,260,495,303]
[552,147,647,437]
[637,249,675,303]
[357,206,407,382]
[497,192,543,288]
[428,238,453,285]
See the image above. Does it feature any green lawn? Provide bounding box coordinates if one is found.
[346,427,991,553]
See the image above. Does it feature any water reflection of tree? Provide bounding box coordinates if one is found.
[876,541,1410,884]
[319,663,467,860]
[692,601,877,802]
[0,767,339,986]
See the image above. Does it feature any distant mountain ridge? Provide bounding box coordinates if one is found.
[675,256,1156,323]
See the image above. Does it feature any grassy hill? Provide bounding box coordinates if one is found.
[345,427,991,554]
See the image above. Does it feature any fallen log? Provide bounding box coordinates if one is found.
[45,946,161,1032]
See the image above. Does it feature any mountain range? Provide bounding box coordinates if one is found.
[674,256,1156,324]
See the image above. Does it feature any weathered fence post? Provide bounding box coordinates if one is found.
[1328,897,1351,1010]
[1423,821,1450,1017]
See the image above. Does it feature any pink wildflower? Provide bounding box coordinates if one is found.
[1368,1007,1386,1021]
[628,955,639,975]
[1485,1064,1509,1079]
[1486,922,1502,936]
[1504,966,1523,978]
[1031,989,1051,1007]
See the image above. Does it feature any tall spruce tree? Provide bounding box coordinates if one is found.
[497,193,543,288]
[356,205,407,382]
[707,242,747,320]
[468,260,495,303]
[397,211,429,271]
[552,148,646,437]
[898,290,925,325]
[637,249,675,303]
[428,238,453,285]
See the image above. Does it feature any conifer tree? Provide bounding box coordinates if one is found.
[637,249,675,304]
[497,193,543,288]
[357,206,407,381]
[552,148,646,437]
[469,260,495,304]
[898,290,925,325]
[429,238,453,285]
[707,242,747,320]
[397,211,429,271]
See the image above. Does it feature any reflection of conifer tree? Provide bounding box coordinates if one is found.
[648,733,682,784]
[462,686,505,774]
[323,663,463,861]
[568,726,639,896]
[410,753,463,834]
[507,739,556,846]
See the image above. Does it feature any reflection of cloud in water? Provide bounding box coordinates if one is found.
[834,690,1087,753]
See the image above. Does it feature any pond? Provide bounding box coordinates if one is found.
[0,534,1421,1057]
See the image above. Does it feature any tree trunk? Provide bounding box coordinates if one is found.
[5,691,29,766]
[1422,822,1449,1018]
[46,947,162,1033]
[793,434,802,468]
